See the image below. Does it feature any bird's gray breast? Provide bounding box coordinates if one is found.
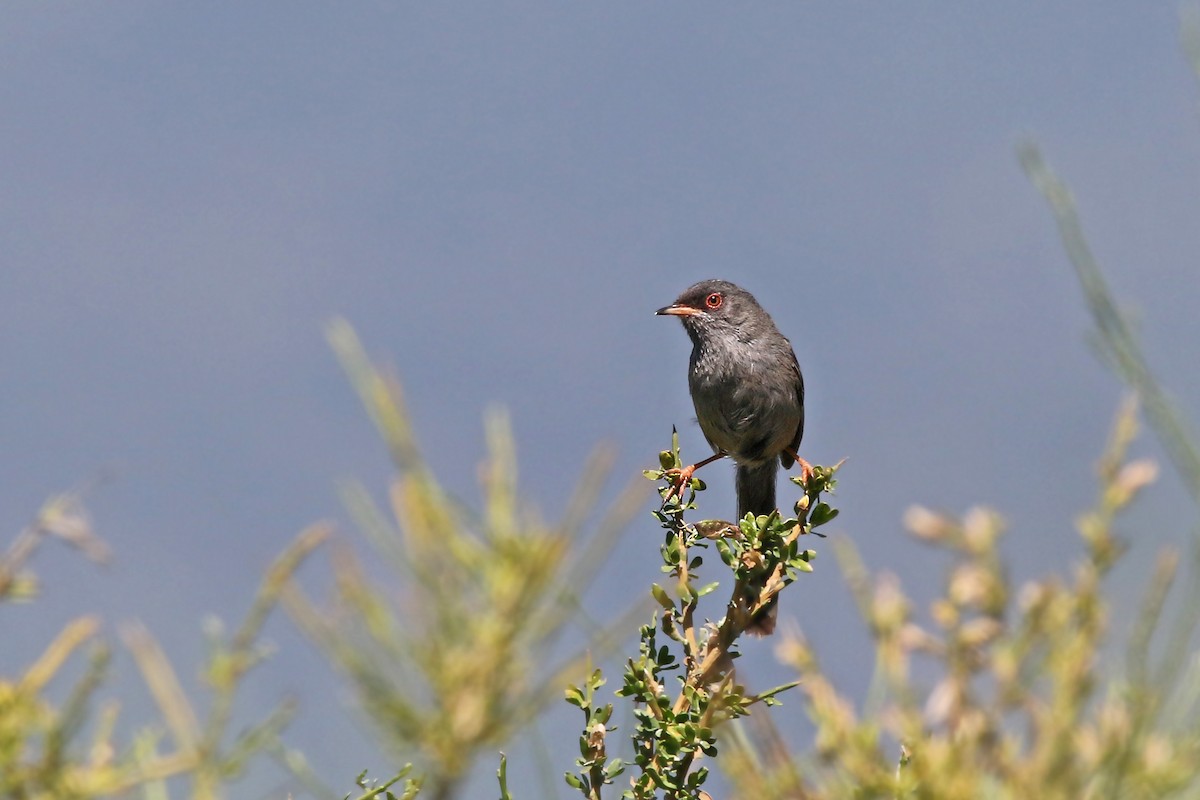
[688,335,801,466]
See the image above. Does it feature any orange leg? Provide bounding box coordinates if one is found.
[664,451,726,502]
[785,448,814,485]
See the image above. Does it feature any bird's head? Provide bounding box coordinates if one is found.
[656,279,767,342]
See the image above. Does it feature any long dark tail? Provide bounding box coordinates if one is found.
[736,461,779,520]
[736,460,781,636]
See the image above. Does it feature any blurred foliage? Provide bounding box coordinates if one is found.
[564,434,840,800]
[0,489,110,604]
[720,401,1200,799]
[284,320,648,800]
[1018,143,1200,510]
[0,492,326,799]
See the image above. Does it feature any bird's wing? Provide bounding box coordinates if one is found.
[780,350,805,469]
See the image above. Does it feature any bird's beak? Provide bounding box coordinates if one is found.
[656,304,702,317]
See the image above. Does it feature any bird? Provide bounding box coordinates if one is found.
[657,279,809,633]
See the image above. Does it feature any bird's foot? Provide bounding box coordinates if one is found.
[661,451,726,506]
[662,464,698,504]
[786,449,815,487]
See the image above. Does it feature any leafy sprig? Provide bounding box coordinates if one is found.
[565,432,841,799]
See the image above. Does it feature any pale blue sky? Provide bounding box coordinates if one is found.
[4,3,1199,797]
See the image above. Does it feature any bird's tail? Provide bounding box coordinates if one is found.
[736,461,778,521]
[736,460,781,636]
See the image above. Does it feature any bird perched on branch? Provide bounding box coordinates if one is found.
[657,279,810,633]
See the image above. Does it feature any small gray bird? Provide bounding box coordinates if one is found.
[656,279,808,524]
[657,279,808,635]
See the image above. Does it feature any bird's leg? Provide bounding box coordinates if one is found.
[785,448,814,486]
[664,451,727,503]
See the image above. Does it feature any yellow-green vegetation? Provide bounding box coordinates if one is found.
[281,321,647,800]
[720,400,1200,799]
[0,492,325,799]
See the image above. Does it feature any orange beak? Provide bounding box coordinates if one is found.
[656,304,702,317]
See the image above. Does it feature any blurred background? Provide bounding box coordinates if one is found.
[4,2,1199,797]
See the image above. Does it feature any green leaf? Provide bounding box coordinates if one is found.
[810,502,839,527]
[650,583,674,611]
[587,668,606,691]
[497,754,512,800]
[753,679,801,703]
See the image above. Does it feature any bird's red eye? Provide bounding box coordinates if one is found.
[705,292,723,309]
